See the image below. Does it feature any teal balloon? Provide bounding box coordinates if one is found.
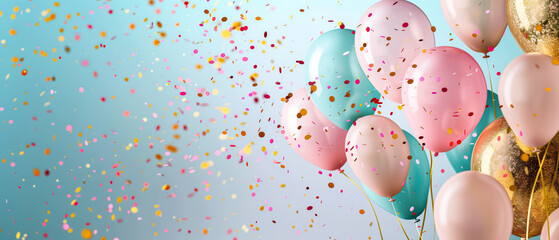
[305,29,380,130]
[446,90,502,173]
[361,131,429,220]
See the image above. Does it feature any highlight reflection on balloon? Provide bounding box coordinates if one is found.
[471,117,559,238]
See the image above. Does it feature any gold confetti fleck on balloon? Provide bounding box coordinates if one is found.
[81,229,92,239]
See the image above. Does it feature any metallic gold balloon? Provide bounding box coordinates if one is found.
[507,0,559,58]
[472,117,559,238]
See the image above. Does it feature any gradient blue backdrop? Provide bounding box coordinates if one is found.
[0,0,530,239]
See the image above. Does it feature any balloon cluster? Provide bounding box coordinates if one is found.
[282,0,559,239]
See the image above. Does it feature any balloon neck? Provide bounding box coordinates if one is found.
[389,197,396,202]
[413,218,420,223]
[532,147,541,154]
[483,53,490,59]
[337,169,344,174]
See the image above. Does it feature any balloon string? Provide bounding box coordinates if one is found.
[549,149,559,240]
[550,151,559,190]
[341,171,384,240]
[419,193,428,240]
[429,151,436,240]
[414,218,424,240]
[485,57,498,119]
[537,149,551,240]
[525,143,550,239]
[390,201,410,240]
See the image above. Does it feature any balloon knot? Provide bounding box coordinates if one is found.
[389,197,396,202]
[337,169,344,174]
[532,148,541,153]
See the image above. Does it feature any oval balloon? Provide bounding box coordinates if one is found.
[499,53,559,149]
[281,88,348,171]
[441,0,507,54]
[471,117,559,238]
[361,131,429,219]
[435,171,513,240]
[402,46,487,153]
[346,115,411,198]
[446,90,502,173]
[305,29,380,130]
[355,0,435,103]
[507,0,559,58]
[541,208,559,240]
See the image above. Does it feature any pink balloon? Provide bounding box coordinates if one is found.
[441,0,507,54]
[541,208,559,240]
[435,171,513,240]
[281,88,347,171]
[402,46,487,153]
[499,53,559,148]
[345,115,410,198]
[355,0,435,104]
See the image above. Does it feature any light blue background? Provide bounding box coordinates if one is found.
[0,0,531,239]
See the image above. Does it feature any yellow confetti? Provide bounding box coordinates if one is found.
[221,30,231,39]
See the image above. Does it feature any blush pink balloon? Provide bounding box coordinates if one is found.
[435,171,513,240]
[281,88,348,171]
[541,208,559,240]
[402,46,487,153]
[355,0,435,104]
[441,0,507,54]
[345,115,410,198]
[499,53,559,148]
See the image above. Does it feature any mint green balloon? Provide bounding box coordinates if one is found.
[305,29,380,130]
[361,131,429,220]
[446,90,502,173]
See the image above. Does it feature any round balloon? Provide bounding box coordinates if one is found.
[446,90,502,173]
[499,53,559,149]
[281,88,348,171]
[361,131,429,219]
[541,208,559,240]
[346,115,410,198]
[435,171,513,240]
[441,0,507,54]
[305,29,380,130]
[355,0,435,103]
[471,117,559,238]
[507,0,559,58]
[402,46,487,153]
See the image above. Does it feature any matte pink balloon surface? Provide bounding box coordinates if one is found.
[499,53,559,148]
[281,88,348,171]
[440,0,507,54]
[345,115,410,197]
[355,0,435,104]
[435,171,513,240]
[402,46,487,153]
[541,208,559,240]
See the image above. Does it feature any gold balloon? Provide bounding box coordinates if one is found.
[507,0,559,58]
[472,117,559,238]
